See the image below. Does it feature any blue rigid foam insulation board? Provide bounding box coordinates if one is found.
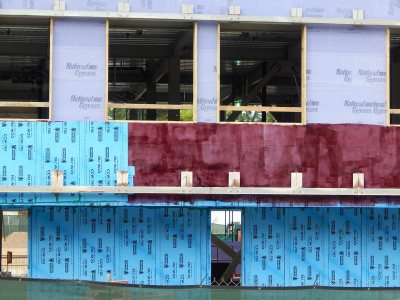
[116,207,157,285]
[242,208,285,287]
[285,208,326,287]
[242,207,400,288]
[29,207,74,279]
[38,122,81,204]
[75,207,116,282]
[0,122,39,187]
[0,121,130,205]
[327,208,363,287]
[364,208,400,287]
[156,207,210,285]
[29,206,211,285]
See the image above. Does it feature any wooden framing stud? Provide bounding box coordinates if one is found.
[301,25,307,125]
[386,28,391,127]
[291,172,303,189]
[291,7,302,18]
[181,4,194,14]
[181,171,193,188]
[353,173,365,189]
[229,172,240,188]
[228,6,241,16]
[352,9,364,22]
[51,170,64,193]
[117,2,130,16]
[117,171,129,187]
[53,0,65,11]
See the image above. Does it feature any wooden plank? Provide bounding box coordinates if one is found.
[3,185,400,196]
[389,109,400,114]
[0,102,49,108]
[291,172,303,189]
[105,19,110,122]
[353,173,365,189]
[193,22,198,123]
[228,172,240,188]
[217,23,221,123]
[387,27,391,126]
[180,171,193,187]
[108,103,193,110]
[116,171,129,187]
[220,105,302,113]
[49,17,54,121]
[213,121,303,125]
[301,25,307,124]
[51,170,64,193]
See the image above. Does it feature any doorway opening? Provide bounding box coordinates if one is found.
[210,210,242,286]
[1,210,28,277]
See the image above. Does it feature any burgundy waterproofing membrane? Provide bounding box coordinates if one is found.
[128,123,400,190]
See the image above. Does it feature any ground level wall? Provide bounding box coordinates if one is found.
[28,207,210,285]
[243,207,400,287]
[28,206,400,288]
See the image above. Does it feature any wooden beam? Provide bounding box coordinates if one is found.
[229,172,240,188]
[117,171,129,187]
[353,173,365,189]
[105,19,110,122]
[387,27,391,126]
[301,25,307,124]
[220,105,301,113]
[51,170,64,193]
[389,109,400,114]
[0,185,397,196]
[217,23,221,123]
[291,172,303,189]
[0,102,49,108]
[180,171,193,187]
[49,17,54,121]
[108,103,192,110]
[193,22,198,123]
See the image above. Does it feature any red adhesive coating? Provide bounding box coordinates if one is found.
[128,123,400,189]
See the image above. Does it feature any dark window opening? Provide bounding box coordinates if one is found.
[0,20,50,120]
[219,25,303,123]
[108,22,194,122]
[211,210,242,286]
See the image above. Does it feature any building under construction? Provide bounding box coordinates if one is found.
[2,0,400,294]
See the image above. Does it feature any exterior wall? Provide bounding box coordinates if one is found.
[2,0,400,289]
[128,123,400,189]
[0,0,399,21]
[0,121,131,205]
[29,206,211,285]
[306,26,387,125]
[242,207,400,288]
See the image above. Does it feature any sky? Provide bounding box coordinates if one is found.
[211,210,241,224]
